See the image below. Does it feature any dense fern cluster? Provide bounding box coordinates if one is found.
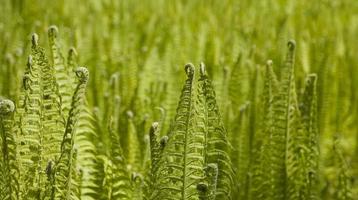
[1,1,358,200]
[0,27,355,200]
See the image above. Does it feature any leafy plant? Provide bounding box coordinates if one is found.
[0,1,357,199]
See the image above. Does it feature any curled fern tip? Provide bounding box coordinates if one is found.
[287,40,296,50]
[184,63,195,78]
[0,99,15,114]
[48,25,59,37]
[75,67,89,82]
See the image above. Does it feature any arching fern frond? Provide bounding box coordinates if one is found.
[54,67,89,200]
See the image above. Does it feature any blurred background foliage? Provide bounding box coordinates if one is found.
[1,0,357,198]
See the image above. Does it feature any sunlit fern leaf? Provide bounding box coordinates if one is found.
[0,99,20,200]
[152,63,206,200]
[333,139,353,200]
[268,40,298,200]
[16,33,63,198]
[198,63,235,200]
[54,67,89,200]
[48,26,74,119]
[251,60,279,200]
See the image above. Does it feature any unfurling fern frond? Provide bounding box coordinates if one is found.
[198,63,235,200]
[148,122,167,198]
[152,63,234,200]
[0,99,19,200]
[54,67,89,200]
[152,63,206,200]
[286,73,319,200]
[151,64,204,199]
[300,74,320,199]
[16,33,63,198]
[267,40,298,200]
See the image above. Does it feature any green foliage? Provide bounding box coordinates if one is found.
[0,1,358,199]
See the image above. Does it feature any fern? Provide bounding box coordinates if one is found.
[260,40,298,200]
[300,74,320,199]
[15,33,63,198]
[198,63,235,199]
[152,63,206,200]
[285,73,319,200]
[48,25,74,119]
[54,67,89,199]
[251,60,278,199]
[0,99,19,200]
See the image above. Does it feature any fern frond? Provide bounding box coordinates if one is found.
[286,73,319,200]
[0,99,19,200]
[16,33,63,198]
[54,67,89,200]
[251,60,279,200]
[198,63,235,200]
[268,40,298,200]
[48,25,74,118]
[300,74,320,199]
[152,63,205,200]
